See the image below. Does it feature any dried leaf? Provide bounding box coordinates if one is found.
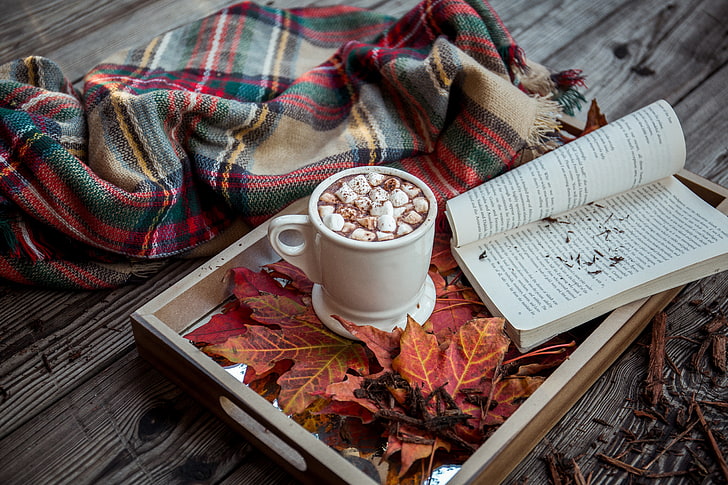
[264,260,314,295]
[336,316,403,373]
[580,99,608,136]
[204,300,369,414]
[428,271,485,341]
[325,375,380,420]
[184,300,252,347]
[430,232,459,274]
[480,376,544,426]
[384,430,450,477]
[392,318,446,394]
[443,317,510,399]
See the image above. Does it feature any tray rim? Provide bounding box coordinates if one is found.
[131,169,727,484]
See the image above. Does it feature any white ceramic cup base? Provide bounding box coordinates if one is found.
[312,275,437,339]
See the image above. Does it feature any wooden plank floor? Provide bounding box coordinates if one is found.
[1,0,726,483]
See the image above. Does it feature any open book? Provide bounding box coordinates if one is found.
[445,100,728,351]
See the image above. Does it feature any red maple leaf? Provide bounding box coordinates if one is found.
[184,299,253,347]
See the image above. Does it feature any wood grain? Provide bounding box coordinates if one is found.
[0,0,726,483]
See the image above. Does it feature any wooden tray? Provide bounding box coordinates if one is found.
[131,169,727,485]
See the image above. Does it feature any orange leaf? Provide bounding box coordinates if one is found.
[264,260,314,295]
[383,430,450,478]
[481,376,544,426]
[444,317,510,398]
[325,375,380,418]
[392,317,446,394]
[580,99,608,136]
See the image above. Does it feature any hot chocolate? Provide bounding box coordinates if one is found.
[317,171,430,241]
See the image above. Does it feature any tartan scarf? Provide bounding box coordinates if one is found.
[0,0,583,289]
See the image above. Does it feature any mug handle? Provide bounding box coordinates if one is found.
[267,214,322,283]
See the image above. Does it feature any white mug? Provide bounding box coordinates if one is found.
[267,166,437,338]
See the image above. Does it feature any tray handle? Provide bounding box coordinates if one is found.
[219,395,307,472]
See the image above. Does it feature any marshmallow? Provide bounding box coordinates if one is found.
[318,170,430,242]
[389,188,409,207]
[401,182,421,198]
[402,210,423,225]
[396,223,414,236]
[357,216,378,230]
[413,196,429,213]
[377,214,397,232]
[318,205,335,219]
[351,228,376,241]
[369,186,389,203]
[335,183,358,203]
[348,175,371,195]
[323,213,345,231]
[338,206,359,220]
[354,196,372,211]
[370,200,394,217]
[367,172,386,186]
[382,177,400,191]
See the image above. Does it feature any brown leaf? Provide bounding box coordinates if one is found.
[580,99,608,136]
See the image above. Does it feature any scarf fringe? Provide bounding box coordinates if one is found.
[553,88,587,116]
[528,95,564,146]
[551,69,587,90]
[498,44,528,78]
[0,214,53,262]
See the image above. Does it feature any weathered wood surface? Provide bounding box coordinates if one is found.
[0,0,726,483]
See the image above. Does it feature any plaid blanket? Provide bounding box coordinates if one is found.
[0,0,583,289]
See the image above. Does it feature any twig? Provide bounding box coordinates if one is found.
[693,400,728,482]
[712,334,726,372]
[643,312,666,406]
[643,419,698,470]
[572,458,591,485]
[699,400,728,409]
[597,453,645,475]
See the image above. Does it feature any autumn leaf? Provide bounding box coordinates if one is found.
[264,260,314,296]
[580,99,608,136]
[184,299,253,347]
[383,428,451,478]
[336,316,403,373]
[430,232,459,274]
[427,271,484,341]
[204,298,370,414]
[324,375,380,419]
[392,317,446,393]
[230,266,287,300]
[481,376,544,426]
[443,317,510,398]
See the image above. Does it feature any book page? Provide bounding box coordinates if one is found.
[453,177,728,333]
[446,100,686,247]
